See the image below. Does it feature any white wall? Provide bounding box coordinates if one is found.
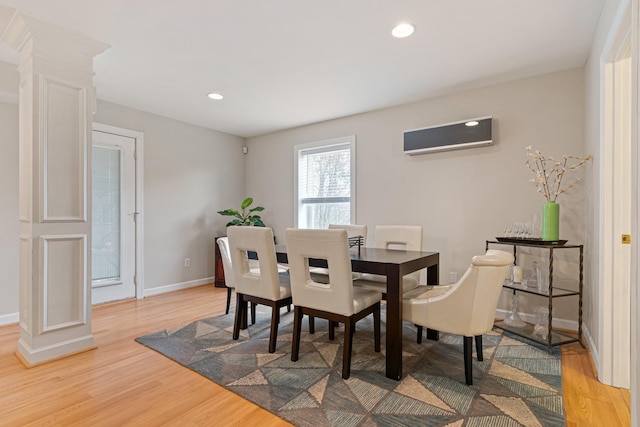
[246,68,587,321]
[0,60,18,103]
[94,101,246,293]
[0,101,18,323]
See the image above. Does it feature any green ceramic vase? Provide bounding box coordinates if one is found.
[542,201,559,241]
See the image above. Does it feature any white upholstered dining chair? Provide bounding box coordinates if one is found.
[309,224,367,282]
[355,225,423,295]
[285,228,381,379]
[402,249,514,385]
[217,236,287,320]
[228,226,292,353]
[217,237,258,325]
[329,224,367,244]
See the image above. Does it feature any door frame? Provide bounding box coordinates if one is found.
[599,0,638,390]
[631,0,640,423]
[92,123,145,299]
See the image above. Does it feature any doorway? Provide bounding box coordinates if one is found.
[91,124,144,304]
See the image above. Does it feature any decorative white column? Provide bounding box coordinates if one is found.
[1,13,108,366]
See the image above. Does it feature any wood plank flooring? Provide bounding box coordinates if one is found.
[0,285,630,426]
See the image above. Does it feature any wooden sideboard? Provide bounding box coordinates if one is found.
[214,236,226,288]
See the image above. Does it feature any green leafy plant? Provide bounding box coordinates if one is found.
[217,197,266,227]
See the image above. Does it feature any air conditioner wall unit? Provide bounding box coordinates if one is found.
[403,116,493,155]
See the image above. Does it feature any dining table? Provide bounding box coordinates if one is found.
[274,244,440,381]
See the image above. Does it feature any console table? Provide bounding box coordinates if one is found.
[486,239,584,354]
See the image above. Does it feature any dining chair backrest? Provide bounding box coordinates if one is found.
[374,225,423,281]
[285,228,355,316]
[216,237,235,289]
[328,224,367,246]
[228,226,282,300]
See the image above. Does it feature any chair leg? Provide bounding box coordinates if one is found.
[309,316,315,334]
[475,335,483,361]
[287,304,291,312]
[225,287,232,315]
[464,336,473,385]
[373,305,381,352]
[416,325,423,344]
[268,304,280,353]
[232,294,245,340]
[291,306,303,361]
[250,303,256,325]
[329,320,335,340]
[342,319,354,379]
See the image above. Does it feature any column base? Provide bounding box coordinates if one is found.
[16,335,96,367]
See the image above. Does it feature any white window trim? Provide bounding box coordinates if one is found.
[293,135,356,228]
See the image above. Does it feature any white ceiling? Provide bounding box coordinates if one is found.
[0,1,604,138]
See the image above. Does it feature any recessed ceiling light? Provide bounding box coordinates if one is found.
[465,121,479,127]
[392,23,415,38]
[207,93,224,100]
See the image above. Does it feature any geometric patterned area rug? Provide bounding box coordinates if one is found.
[136,306,565,426]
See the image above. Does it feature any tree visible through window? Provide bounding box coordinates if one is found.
[295,136,355,229]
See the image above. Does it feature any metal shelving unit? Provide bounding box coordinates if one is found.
[486,240,584,354]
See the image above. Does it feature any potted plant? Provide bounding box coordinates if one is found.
[217,197,266,227]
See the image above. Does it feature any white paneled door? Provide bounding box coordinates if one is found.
[91,131,136,304]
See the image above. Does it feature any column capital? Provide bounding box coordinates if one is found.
[1,11,109,62]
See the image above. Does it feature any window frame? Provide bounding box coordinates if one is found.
[293,135,356,229]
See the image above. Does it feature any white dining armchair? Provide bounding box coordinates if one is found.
[285,228,381,379]
[402,249,514,385]
[355,225,423,295]
[228,227,292,353]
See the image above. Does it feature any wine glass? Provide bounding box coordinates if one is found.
[531,214,541,238]
[515,223,523,238]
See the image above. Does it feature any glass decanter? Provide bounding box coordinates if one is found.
[533,306,549,339]
[504,292,526,327]
[534,261,549,294]
[504,264,514,286]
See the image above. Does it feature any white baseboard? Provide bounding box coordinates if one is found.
[0,312,19,326]
[495,308,579,331]
[583,325,599,375]
[143,277,214,297]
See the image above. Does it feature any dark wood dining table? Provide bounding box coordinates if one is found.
[274,244,440,380]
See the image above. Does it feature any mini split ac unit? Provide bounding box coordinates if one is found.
[403,116,493,155]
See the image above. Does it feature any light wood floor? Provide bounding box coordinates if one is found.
[0,285,630,426]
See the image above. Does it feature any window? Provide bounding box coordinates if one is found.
[295,136,356,229]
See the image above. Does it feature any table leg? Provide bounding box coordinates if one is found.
[426,261,440,341]
[386,265,402,380]
[426,261,439,285]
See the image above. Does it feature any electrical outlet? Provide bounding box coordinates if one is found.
[449,272,458,284]
[184,258,191,268]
